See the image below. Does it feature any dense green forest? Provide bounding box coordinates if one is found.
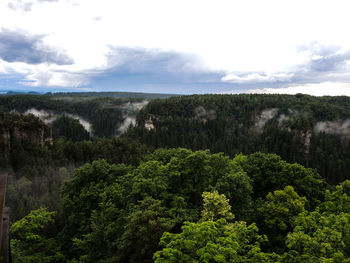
[0,94,148,137]
[128,93,350,184]
[9,149,350,262]
[0,111,151,221]
[3,93,350,262]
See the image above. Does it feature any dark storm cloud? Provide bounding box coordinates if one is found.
[86,46,233,94]
[106,47,205,74]
[102,47,225,84]
[0,29,74,65]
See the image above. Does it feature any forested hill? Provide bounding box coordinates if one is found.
[127,94,350,184]
[0,94,149,138]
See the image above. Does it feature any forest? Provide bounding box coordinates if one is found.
[0,93,151,137]
[2,93,350,262]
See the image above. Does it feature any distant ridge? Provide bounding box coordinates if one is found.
[0,90,179,99]
[48,91,179,99]
[0,91,42,95]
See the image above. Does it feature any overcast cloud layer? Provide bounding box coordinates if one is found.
[1,0,350,95]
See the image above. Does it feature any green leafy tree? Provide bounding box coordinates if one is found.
[154,192,278,262]
[257,186,306,252]
[282,211,350,262]
[200,191,234,222]
[60,159,133,258]
[242,152,325,208]
[71,184,127,263]
[10,207,64,263]
[118,197,175,263]
[215,170,253,221]
[127,160,169,202]
[316,180,350,215]
[154,219,278,263]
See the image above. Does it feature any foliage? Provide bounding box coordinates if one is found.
[71,184,127,263]
[257,186,306,252]
[242,152,325,208]
[128,93,350,184]
[117,197,175,263]
[60,159,133,257]
[7,146,346,262]
[7,92,350,262]
[52,115,90,142]
[154,219,278,263]
[10,207,64,263]
[282,211,350,262]
[316,180,350,215]
[0,94,142,137]
[200,191,234,222]
[57,149,253,261]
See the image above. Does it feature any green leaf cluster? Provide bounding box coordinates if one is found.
[10,207,64,263]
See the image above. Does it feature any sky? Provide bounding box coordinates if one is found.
[1,0,350,95]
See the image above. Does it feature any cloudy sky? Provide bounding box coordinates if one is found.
[1,0,350,95]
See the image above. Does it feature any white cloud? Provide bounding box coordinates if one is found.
[245,82,350,96]
[20,69,90,87]
[222,72,293,83]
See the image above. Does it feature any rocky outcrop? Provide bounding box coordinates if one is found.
[11,125,52,147]
[142,114,160,131]
[144,119,155,131]
[0,113,52,148]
